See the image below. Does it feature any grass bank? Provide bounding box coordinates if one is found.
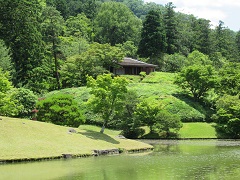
[0,116,152,162]
[179,122,217,139]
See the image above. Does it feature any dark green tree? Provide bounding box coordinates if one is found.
[137,10,166,64]
[235,30,240,57]
[36,93,85,127]
[41,6,65,90]
[0,0,45,87]
[164,2,178,54]
[0,40,12,72]
[214,21,238,61]
[192,18,212,55]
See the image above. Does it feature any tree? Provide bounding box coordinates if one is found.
[192,18,212,55]
[114,90,143,138]
[137,9,166,64]
[36,93,85,127]
[186,50,212,66]
[0,69,21,116]
[217,62,240,96]
[164,2,178,54]
[41,6,65,90]
[175,65,217,100]
[134,101,159,133]
[161,53,187,72]
[155,110,182,138]
[213,94,240,138]
[10,88,37,118]
[60,42,124,88]
[0,0,45,87]
[0,39,12,72]
[94,1,142,45]
[65,13,92,41]
[87,74,128,133]
[214,21,239,61]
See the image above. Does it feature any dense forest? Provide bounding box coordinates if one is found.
[1,0,240,138]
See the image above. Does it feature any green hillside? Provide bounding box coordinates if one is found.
[46,72,209,123]
[0,116,152,161]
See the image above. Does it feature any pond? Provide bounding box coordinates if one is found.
[1,140,240,180]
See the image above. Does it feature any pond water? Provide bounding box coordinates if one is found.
[1,140,240,180]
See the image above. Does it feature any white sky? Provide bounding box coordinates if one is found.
[144,0,240,31]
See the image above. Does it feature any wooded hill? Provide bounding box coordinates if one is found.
[0,1,240,139]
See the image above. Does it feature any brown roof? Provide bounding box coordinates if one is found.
[119,57,158,67]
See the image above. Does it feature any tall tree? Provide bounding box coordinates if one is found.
[214,21,239,61]
[0,0,45,87]
[137,10,166,64]
[192,18,212,55]
[164,2,178,54]
[41,6,65,90]
[94,1,142,46]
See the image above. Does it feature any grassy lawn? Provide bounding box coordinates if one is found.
[179,123,217,138]
[0,116,152,161]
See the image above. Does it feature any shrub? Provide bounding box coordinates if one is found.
[10,88,37,118]
[36,93,85,127]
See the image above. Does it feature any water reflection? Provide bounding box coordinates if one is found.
[1,140,240,180]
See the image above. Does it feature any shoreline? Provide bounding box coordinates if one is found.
[0,147,154,164]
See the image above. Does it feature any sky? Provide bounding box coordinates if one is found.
[144,0,240,31]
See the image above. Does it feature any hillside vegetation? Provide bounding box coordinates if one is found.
[0,116,152,161]
[46,72,209,123]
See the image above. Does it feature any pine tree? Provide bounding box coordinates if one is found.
[164,2,178,54]
[137,10,166,63]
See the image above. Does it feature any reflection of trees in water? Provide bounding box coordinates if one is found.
[152,141,181,154]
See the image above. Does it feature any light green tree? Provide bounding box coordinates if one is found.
[213,94,240,138]
[175,65,217,100]
[87,74,128,133]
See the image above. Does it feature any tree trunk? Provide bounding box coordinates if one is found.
[100,125,105,133]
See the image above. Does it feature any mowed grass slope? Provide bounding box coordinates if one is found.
[179,123,217,138]
[0,116,152,161]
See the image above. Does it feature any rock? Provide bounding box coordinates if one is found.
[93,149,119,156]
[62,154,72,159]
[68,128,77,133]
[115,135,126,139]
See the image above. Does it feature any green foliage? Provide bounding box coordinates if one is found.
[161,53,187,72]
[87,74,128,133]
[65,13,92,41]
[154,110,182,138]
[0,0,45,87]
[115,90,144,138]
[10,88,37,118]
[94,1,142,45]
[217,62,240,96]
[0,69,20,116]
[36,93,85,127]
[41,6,65,89]
[138,9,166,63]
[134,101,160,133]
[175,65,217,100]
[0,39,12,72]
[186,50,212,66]
[164,2,178,54]
[60,43,124,88]
[213,94,240,138]
[116,41,138,58]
